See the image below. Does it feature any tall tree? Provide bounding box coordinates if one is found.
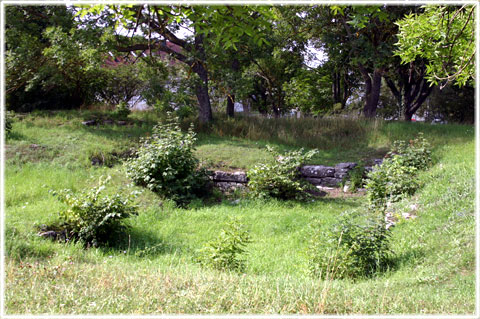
[79,5,273,123]
[395,5,476,88]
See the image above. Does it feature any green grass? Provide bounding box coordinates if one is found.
[4,110,475,314]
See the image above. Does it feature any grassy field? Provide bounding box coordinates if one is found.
[4,110,475,314]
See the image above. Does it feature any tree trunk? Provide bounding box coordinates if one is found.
[226,94,235,118]
[192,32,213,123]
[362,68,383,118]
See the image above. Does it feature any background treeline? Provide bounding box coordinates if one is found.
[5,5,475,123]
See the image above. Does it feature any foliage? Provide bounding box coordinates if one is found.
[113,101,131,120]
[308,210,392,279]
[342,164,365,192]
[97,62,147,106]
[197,218,251,272]
[247,146,318,200]
[395,5,475,87]
[50,176,137,247]
[365,134,431,209]
[366,156,418,209]
[126,114,208,206]
[5,111,14,137]
[387,132,432,170]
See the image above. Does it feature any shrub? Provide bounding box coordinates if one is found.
[126,114,208,206]
[5,111,14,137]
[50,176,137,247]
[387,132,432,170]
[114,101,131,120]
[365,156,418,209]
[342,164,365,192]
[247,146,318,200]
[197,219,251,271]
[308,210,392,279]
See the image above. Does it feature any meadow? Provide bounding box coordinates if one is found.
[4,110,475,314]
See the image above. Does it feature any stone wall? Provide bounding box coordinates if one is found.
[209,160,383,191]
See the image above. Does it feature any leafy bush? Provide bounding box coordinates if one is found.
[197,219,251,271]
[50,176,137,247]
[342,164,365,192]
[5,111,14,137]
[247,146,318,200]
[366,156,418,209]
[365,134,431,209]
[114,101,131,120]
[308,210,392,279]
[387,133,432,170]
[126,114,208,206]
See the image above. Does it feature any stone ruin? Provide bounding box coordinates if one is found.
[209,160,383,192]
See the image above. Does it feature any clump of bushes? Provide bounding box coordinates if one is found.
[50,176,137,247]
[114,101,131,120]
[247,146,318,200]
[5,111,14,137]
[197,218,251,271]
[365,133,432,209]
[308,210,392,279]
[342,164,366,192]
[126,114,209,206]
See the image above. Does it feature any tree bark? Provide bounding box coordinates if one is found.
[226,94,235,117]
[361,66,383,118]
[191,32,213,123]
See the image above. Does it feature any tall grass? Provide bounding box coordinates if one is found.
[4,110,475,314]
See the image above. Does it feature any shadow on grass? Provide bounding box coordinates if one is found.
[106,226,182,258]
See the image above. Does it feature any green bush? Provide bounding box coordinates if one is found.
[308,210,392,279]
[126,114,208,206]
[197,219,251,272]
[365,134,431,209]
[50,176,137,247]
[114,101,131,120]
[247,146,318,200]
[387,132,432,170]
[342,164,365,192]
[365,156,418,209]
[5,111,14,137]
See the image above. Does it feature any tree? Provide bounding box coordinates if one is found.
[395,5,476,88]
[79,5,274,123]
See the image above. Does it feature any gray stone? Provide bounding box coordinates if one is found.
[304,177,342,187]
[116,120,127,126]
[215,182,246,192]
[103,119,114,125]
[334,168,350,179]
[212,171,248,183]
[39,231,57,240]
[335,162,357,170]
[300,165,335,178]
[320,177,343,187]
[82,120,96,126]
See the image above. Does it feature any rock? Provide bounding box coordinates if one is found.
[334,169,350,179]
[305,177,341,187]
[335,162,357,170]
[300,165,335,178]
[116,120,127,126]
[103,119,114,125]
[373,158,384,166]
[29,144,41,150]
[82,120,97,126]
[343,184,350,193]
[39,231,57,240]
[320,177,342,187]
[215,182,246,192]
[212,171,248,183]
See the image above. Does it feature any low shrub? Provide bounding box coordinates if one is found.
[5,111,14,137]
[126,114,209,206]
[197,218,251,272]
[308,210,392,279]
[50,176,138,247]
[387,132,432,170]
[114,101,131,120]
[247,146,318,200]
[365,156,418,209]
[342,164,365,192]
